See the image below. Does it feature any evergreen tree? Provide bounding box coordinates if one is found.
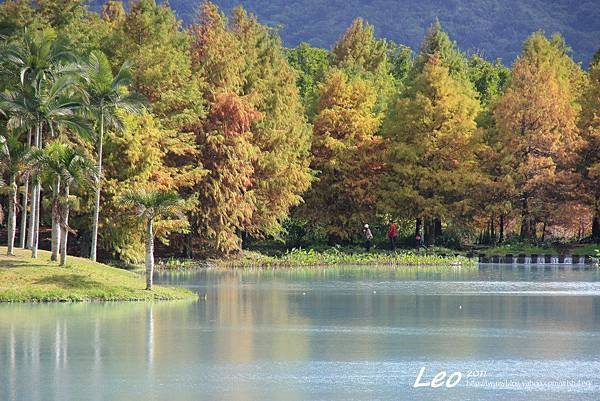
[413,19,469,83]
[0,0,35,34]
[287,42,330,114]
[36,0,86,29]
[98,112,179,262]
[387,41,413,85]
[468,54,510,105]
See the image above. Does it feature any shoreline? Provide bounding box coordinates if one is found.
[155,249,476,270]
[0,247,197,303]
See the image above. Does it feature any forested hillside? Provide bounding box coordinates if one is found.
[89,0,599,66]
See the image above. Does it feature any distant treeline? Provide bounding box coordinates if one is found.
[0,0,599,262]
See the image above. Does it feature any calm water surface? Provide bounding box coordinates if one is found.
[2,265,600,401]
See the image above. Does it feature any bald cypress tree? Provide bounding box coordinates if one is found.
[331,18,387,75]
[188,2,311,254]
[230,7,312,240]
[380,54,480,245]
[106,0,206,193]
[301,69,384,242]
[495,32,583,240]
[188,2,258,253]
[578,52,600,241]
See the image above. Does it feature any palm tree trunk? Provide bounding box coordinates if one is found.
[51,176,61,262]
[31,123,42,259]
[7,175,17,256]
[59,186,70,267]
[90,111,104,262]
[145,219,154,290]
[20,129,32,249]
[26,178,35,249]
[20,176,29,248]
[31,183,40,259]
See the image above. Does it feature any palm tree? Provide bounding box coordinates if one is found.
[3,29,75,88]
[0,130,32,256]
[30,141,97,266]
[119,189,186,290]
[1,29,84,259]
[1,75,89,259]
[84,50,145,262]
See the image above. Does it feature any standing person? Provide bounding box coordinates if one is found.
[363,224,373,252]
[387,222,398,251]
[416,227,424,252]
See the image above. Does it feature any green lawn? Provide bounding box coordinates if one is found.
[0,247,197,302]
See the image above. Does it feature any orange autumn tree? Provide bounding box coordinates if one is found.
[494,32,583,240]
[578,52,600,241]
[189,2,311,253]
[301,69,383,242]
[194,92,261,253]
[188,2,257,253]
[230,7,312,238]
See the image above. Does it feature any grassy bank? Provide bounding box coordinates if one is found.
[0,247,197,302]
[214,248,474,269]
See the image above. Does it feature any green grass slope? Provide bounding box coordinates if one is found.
[0,247,197,302]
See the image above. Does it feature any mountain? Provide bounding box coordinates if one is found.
[90,0,600,66]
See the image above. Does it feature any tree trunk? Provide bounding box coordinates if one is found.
[26,178,35,249]
[31,123,42,259]
[520,198,535,241]
[145,219,154,290]
[59,186,70,267]
[541,221,547,242]
[51,176,61,262]
[434,218,442,239]
[499,214,505,243]
[7,175,17,256]
[31,182,41,259]
[425,218,436,246]
[20,176,29,249]
[20,130,32,249]
[592,198,600,243]
[90,111,104,262]
[415,218,422,239]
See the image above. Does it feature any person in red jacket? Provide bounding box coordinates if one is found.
[387,222,398,251]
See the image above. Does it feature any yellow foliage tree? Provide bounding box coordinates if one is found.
[494,32,583,240]
[301,69,383,242]
[380,54,480,245]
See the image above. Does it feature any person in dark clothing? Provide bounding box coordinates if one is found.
[416,228,424,251]
[387,222,398,251]
[363,224,373,251]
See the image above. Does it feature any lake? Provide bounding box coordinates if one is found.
[1,265,600,401]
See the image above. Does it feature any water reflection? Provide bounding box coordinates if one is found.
[1,265,600,401]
